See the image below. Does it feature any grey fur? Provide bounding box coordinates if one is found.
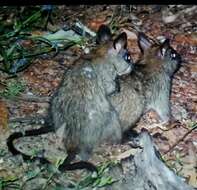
[110,34,181,133]
[50,33,181,160]
[49,26,133,160]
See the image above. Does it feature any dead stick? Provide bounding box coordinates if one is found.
[9,115,46,124]
[164,123,197,155]
[16,94,50,103]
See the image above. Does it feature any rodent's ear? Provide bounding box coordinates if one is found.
[138,32,152,53]
[96,24,112,44]
[159,39,170,56]
[113,32,127,52]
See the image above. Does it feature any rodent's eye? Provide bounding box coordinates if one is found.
[123,51,132,63]
[169,48,178,60]
[170,52,177,60]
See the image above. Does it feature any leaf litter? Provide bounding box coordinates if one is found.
[0,5,196,189]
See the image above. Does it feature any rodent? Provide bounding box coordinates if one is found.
[110,32,181,133]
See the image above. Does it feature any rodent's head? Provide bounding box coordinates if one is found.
[137,32,181,75]
[94,25,133,76]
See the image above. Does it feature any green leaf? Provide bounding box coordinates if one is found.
[25,168,41,181]
[0,79,26,99]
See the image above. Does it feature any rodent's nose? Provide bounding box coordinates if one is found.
[117,65,132,76]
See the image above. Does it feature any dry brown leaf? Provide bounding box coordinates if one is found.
[113,148,138,161]
[180,141,197,187]
[0,100,8,129]
[188,63,197,73]
[175,34,197,46]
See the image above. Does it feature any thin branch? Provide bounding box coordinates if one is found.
[9,115,46,124]
[16,94,50,103]
[164,123,197,155]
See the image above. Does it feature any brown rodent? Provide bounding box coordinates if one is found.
[110,32,181,133]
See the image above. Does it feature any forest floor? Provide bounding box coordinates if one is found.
[0,5,196,190]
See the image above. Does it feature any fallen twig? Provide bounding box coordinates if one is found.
[17,94,50,103]
[9,115,46,124]
[164,123,197,155]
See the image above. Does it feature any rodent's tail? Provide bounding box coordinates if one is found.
[7,126,54,163]
[59,160,97,172]
[7,127,97,172]
[7,132,24,155]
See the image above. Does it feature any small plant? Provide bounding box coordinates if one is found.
[0,6,83,74]
[75,161,118,189]
[0,79,26,99]
[187,121,197,129]
[0,176,20,190]
[40,160,118,189]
